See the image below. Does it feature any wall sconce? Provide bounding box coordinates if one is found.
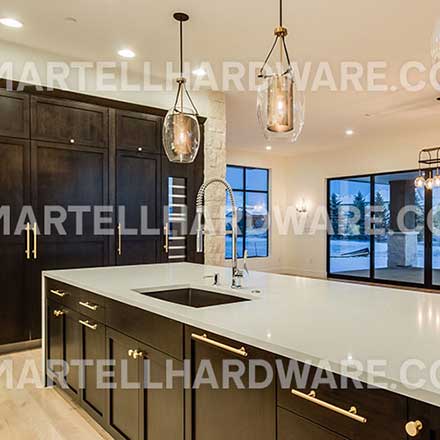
[296,198,307,213]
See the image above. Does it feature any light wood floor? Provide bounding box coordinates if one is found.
[0,349,113,440]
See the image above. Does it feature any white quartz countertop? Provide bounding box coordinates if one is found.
[43,262,440,407]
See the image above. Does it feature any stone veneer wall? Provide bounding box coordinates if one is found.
[202,91,227,266]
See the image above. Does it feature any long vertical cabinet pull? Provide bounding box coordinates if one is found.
[117,223,122,256]
[32,223,37,259]
[25,223,31,259]
[164,223,169,253]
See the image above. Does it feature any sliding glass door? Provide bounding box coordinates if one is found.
[328,169,432,289]
[373,172,424,285]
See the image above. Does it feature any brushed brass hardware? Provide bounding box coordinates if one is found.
[191,333,248,358]
[406,420,423,437]
[70,138,75,144]
[79,319,98,331]
[128,349,144,359]
[32,223,37,259]
[164,223,169,253]
[128,349,134,358]
[79,301,98,311]
[290,389,367,424]
[25,223,31,260]
[53,310,64,317]
[50,289,66,297]
[117,223,122,256]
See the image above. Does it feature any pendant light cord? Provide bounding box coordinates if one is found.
[279,0,283,26]
[179,20,183,76]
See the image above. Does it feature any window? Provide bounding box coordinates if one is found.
[327,170,427,288]
[225,165,269,259]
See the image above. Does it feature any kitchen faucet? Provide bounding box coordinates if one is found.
[196,178,247,288]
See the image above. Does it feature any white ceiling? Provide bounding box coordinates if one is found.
[1,0,440,155]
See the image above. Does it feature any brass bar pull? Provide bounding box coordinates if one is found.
[406,420,423,437]
[53,310,64,317]
[50,289,66,298]
[79,320,98,331]
[79,301,98,311]
[191,333,248,358]
[25,223,31,260]
[291,389,367,424]
[32,222,37,259]
[117,223,122,256]
[128,349,144,360]
[164,223,169,253]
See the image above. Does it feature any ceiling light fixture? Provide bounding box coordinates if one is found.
[118,48,136,58]
[163,12,200,164]
[345,129,354,136]
[265,145,272,150]
[257,0,304,143]
[0,18,23,28]
[192,67,207,77]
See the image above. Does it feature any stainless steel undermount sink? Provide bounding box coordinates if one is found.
[133,288,250,308]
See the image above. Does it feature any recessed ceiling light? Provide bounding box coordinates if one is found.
[0,18,23,28]
[345,129,354,136]
[192,67,207,77]
[118,49,136,59]
[265,145,272,151]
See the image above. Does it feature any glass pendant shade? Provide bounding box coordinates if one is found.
[434,173,440,187]
[163,107,200,163]
[414,175,425,188]
[257,70,304,142]
[425,176,434,190]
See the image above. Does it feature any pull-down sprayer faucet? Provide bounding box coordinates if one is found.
[196,178,246,288]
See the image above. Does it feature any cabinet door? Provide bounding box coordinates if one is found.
[106,328,184,440]
[407,398,440,439]
[46,301,80,398]
[79,314,106,422]
[278,408,349,440]
[0,138,30,344]
[29,141,110,339]
[0,90,29,139]
[116,110,161,154]
[185,327,276,440]
[116,151,161,265]
[31,96,108,147]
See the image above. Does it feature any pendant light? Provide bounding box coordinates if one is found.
[163,12,201,163]
[257,0,304,142]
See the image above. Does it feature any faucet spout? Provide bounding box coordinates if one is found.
[195,177,244,288]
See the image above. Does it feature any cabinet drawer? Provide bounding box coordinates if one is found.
[116,110,161,153]
[77,290,105,323]
[278,407,349,440]
[0,90,29,138]
[277,359,407,440]
[46,278,80,310]
[105,298,183,359]
[31,96,108,147]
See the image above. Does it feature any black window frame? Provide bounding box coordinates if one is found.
[326,168,435,290]
[225,164,270,259]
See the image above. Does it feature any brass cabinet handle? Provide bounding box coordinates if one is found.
[79,301,98,311]
[25,223,31,260]
[32,223,37,259]
[53,310,64,317]
[128,349,144,359]
[163,223,169,253]
[191,333,248,358]
[406,420,423,437]
[50,289,66,298]
[79,319,98,331]
[290,389,367,424]
[117,223,122,256]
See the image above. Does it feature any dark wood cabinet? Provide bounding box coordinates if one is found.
[79,313,106,422]
[0,137,30,345]
[115,150,161,265]
[0,90,29,139]
[31,96,108,147]
[185,327,276,440]
[407,398,440,439]
[116,110,162,154]
[278,408,348,440]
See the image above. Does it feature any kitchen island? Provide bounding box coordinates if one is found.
[43,263,440,439]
